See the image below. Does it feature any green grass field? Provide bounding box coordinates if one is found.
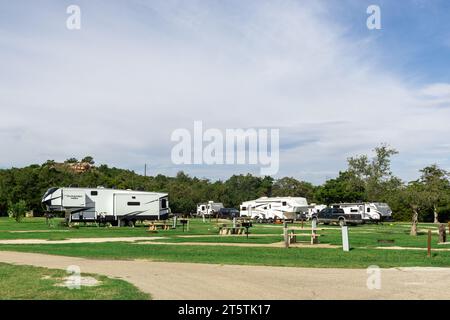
[0,217,449,268]
[0,262,150,300]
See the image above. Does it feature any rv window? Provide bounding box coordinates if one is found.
[90,191,98,196]
[282,201,287,206]
[127,202,140,206]
[132,196,136,199]
[161,199,167,209]
[351,209,358,213]
[242,207,246,211]
[367,208,371,213]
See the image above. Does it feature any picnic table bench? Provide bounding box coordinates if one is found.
[218,226,246,235]
[147,222,172,231]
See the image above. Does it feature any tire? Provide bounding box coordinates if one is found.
[128,220,135,227]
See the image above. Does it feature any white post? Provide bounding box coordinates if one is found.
[202,214,206,223]
[173,216,177,228]
[233,217,236,228]
[341,226,350,252]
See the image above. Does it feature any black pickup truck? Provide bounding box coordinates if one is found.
[311,208,363,226]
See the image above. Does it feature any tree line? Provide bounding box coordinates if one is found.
[0,145,449,223]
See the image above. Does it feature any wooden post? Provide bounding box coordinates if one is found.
[311,219,318,245]
[427,230,432,257]
[439,224,447,243]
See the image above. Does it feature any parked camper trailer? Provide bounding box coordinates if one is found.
[239,197,309,221]
[196,201,224,216]
[332,202,392,222]
[306,204,327,219]
[42,187,169,226]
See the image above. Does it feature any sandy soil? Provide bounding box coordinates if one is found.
[1,251,449,300]
[135,241,338,249]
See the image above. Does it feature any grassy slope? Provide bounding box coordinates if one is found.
[0,262,150,300]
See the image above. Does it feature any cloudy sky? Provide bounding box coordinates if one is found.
[1,0,450,184]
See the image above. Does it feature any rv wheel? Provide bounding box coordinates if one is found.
[128,220,135,227]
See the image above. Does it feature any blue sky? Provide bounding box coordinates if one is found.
[0,0,450,184]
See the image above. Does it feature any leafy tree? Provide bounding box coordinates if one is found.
[399,182,432,236]
[8,200,27,222]
[65,158,78,164]
[81,156,95,165]
[272,177,315,201]
[315,171,366,205]
[419,165,449,223]
[347,144,399,201]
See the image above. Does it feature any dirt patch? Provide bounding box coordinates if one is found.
[375,246,450,252]
[0,237,165,245]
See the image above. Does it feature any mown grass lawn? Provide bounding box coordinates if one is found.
[0,262,150,300]
[0,217,449,268]
[0,242,449,268]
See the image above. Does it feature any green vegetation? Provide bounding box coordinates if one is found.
[0,218,449,269]
[0,243,449,269]
[0,145,449,224]
[7,200,27,222]
[0,263,150,300]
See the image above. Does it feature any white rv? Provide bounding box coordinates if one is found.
[332,202,392,222]
[306,204,327,219]
[197,201,224,216]
[42,187,169,226]
[239,197,309,221]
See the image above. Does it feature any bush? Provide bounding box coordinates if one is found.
[7,200,28,222]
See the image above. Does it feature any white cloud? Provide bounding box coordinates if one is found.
[0,0,449,183]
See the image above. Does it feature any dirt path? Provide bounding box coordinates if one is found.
[1,251,449,300]
[0,237,164,245]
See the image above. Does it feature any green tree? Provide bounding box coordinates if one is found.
[81,156,95,165]
[347,144,399,201]
[419,164,449,223]
[315,171,365,205]
[65,158,78,164]
[8,200,27,222]
[272,177,315,201]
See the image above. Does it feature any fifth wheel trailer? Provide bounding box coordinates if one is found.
[331,202,392,222]
[239,197,309,221]
[42,187,169,226]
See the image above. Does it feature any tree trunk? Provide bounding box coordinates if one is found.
[434,204,439,224]
[410,208,419,236]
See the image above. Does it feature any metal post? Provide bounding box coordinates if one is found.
[427,230,432,257]
[173,216,177,229]
[284,221,289,248]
